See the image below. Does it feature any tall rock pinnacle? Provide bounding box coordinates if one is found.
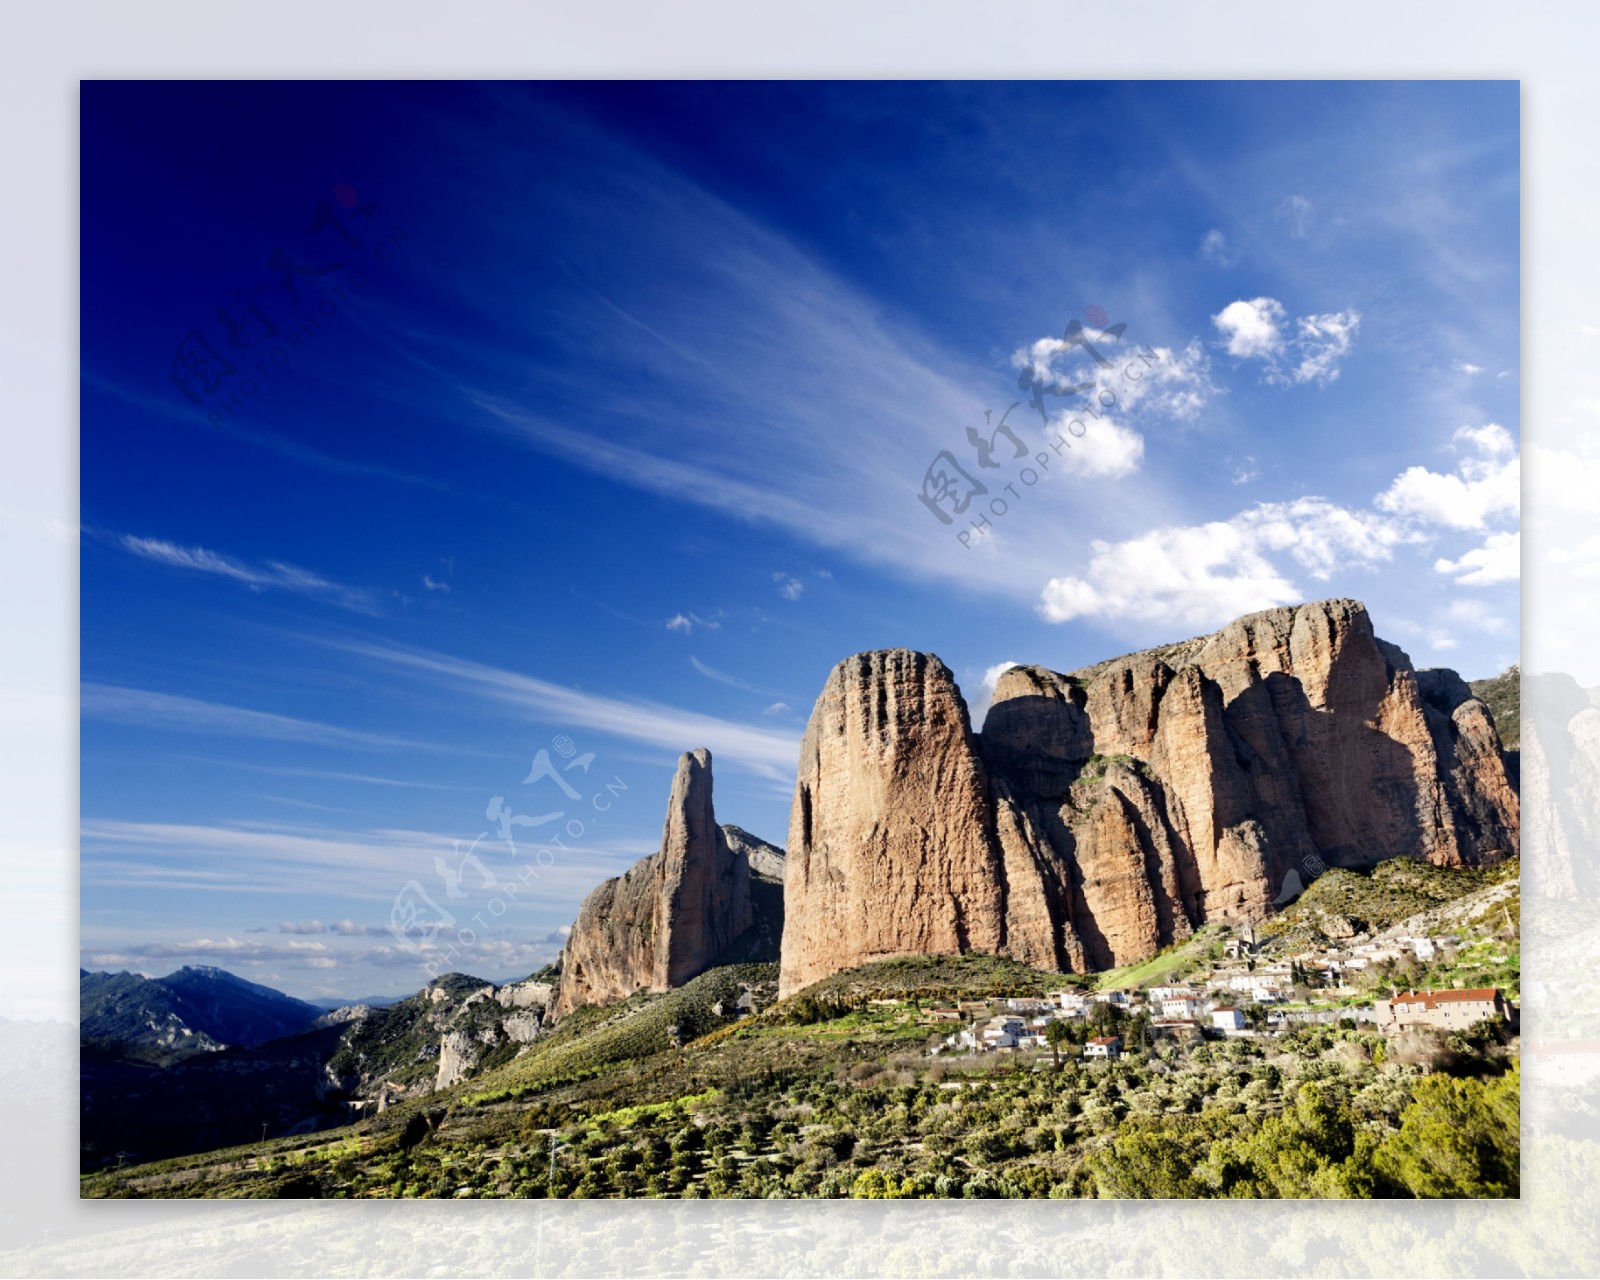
[550,749,783,1018]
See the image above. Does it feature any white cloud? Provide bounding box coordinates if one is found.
[1281,310,1360,386]
[1037,498,1418,628]
[665,611,720,635]
[1037,421,1521,629]
[117,534,380,614]
[1435,530,1520,586]
[963,661,1021,723]
[1013,334,1218,428]
[1375,428,1519,530]
[1199,229,1240,267]
[421,574,450,593]
[1212,297,1285,359]
[984,661,1020,687]
[1123,339,1218,421]
[1232,457,1259,486]
[1057,420,1145,479]
[1212,299,1360,386]
[1453,422,1515,459]
[1453,360,1486,376]
[761,701,791,717]
[773,573,804,600]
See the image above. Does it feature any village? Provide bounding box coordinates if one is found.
[920,928,1518,1062]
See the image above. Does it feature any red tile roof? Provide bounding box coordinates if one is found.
[1392,988,1499,1007]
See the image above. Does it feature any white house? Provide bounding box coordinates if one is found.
[1161,996,1204,1019]
[1211,1007,1247,1033]
[1084,1035,1122,1059]
[1005,997,1050,1014]
[1228,972,1290,995]
[981,1016,1025,1049]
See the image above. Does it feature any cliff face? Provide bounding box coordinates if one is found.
[778,599,1520,996]
[551,750,784,1018]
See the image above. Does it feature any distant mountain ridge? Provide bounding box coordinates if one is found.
[79,969,557,1170]
[80,965,324,1063]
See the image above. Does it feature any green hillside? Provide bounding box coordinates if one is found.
[1259,856,1518,952]
[82,940,1519,1201]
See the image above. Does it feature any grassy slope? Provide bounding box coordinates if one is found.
[1094,926,1231,992]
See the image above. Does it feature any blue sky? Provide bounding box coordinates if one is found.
[80,81,1520,1001]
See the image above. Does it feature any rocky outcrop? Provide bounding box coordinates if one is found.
[778,599,1520,995]
[493,979,552,1011]
[1522,671,1600,898]
[551,750,785,1018]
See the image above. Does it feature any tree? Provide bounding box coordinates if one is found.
[1375,1064,1519,1197]
[1087,1000,1122,1035]
[1044,1018,1074,1069]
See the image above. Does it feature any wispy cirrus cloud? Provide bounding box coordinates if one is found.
[79,817,651,901]
[690,655,785,698]
[80,684,426,752]
[115,534,383,614]
[330,637,803,778]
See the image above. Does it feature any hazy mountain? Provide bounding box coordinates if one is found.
[80,965,325,1063]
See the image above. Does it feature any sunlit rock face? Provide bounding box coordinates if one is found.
[778,600,1519,996]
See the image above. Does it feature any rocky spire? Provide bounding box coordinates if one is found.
[550,749,781,1019]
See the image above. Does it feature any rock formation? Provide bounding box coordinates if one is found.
[551,749,785,1018]
[1522,670,1600,899]
[778,599,1519,996]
